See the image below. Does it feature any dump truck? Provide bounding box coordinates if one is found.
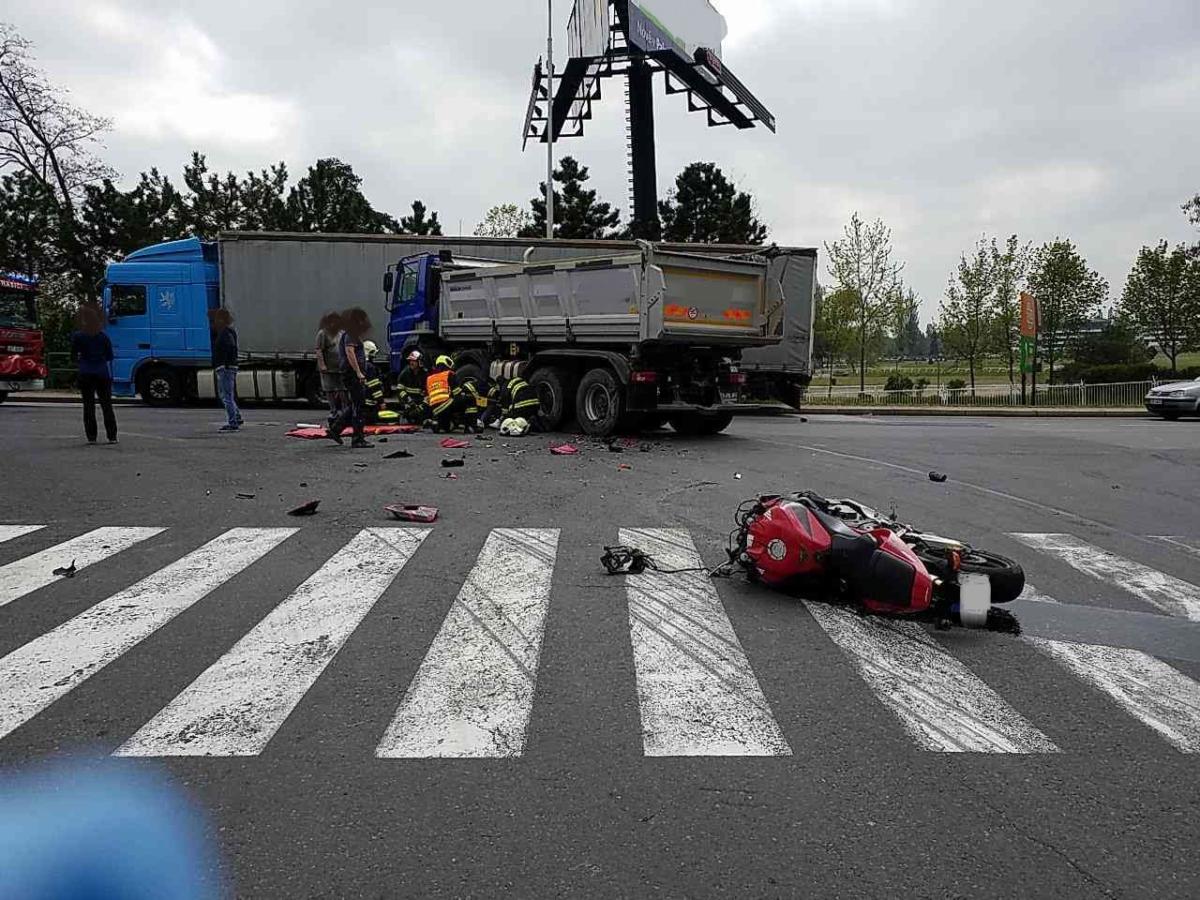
[100,233,814,433]
[383,242,805,435]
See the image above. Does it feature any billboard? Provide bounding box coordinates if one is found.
[627,0,727,62]
[568,0,611,59]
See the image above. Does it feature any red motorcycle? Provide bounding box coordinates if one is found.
[730,493,1023,633]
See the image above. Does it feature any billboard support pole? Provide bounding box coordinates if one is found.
[628,55,659,239]
[546,0,556,240]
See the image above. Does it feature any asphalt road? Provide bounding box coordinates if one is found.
[1,401,1198,899]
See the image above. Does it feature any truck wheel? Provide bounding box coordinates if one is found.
[530,367,572,430]
[139,367,182,406]
[455,363,485,390]
[669,412,734,436]
[576,368,625,437]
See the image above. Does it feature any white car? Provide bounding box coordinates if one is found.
[1145,377,1200,420]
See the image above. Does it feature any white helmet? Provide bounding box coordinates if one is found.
[363,340,379,360]
[500,417,531,437]
[407,350,422,362]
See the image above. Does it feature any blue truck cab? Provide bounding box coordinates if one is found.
[383,252,445,374]
[101,238,219,399]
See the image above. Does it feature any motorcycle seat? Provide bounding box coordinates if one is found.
[812,510,877,569]
[812,510,918,608]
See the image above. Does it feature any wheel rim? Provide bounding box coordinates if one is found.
[585,383,611,422]
[147,377,171,400]
[536,382,555,414]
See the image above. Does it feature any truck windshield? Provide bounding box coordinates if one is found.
[0,290,37,329]
[399,265,419,305]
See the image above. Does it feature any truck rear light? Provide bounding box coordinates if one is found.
[631,371,658,384]
[726,372,747,386]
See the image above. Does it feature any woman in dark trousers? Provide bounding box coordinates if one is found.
[326,307,373,449]
[70,305,118,444]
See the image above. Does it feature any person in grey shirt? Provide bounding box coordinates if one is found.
[315,311,346,425]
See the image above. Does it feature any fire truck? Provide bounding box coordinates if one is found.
[0,272,47,403]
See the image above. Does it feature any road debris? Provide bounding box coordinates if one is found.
[287,500,321,517]
[385,505,439,523]
[384,450,414,460]
[443,473,459,480]
[52,560,77,579]
[734,473,743,480]
[550,444,580,455]
[618,463,632,471]
[440,438,472,450]
[236,492,256,500]
[928,472,949,483]
[441,458,465,469]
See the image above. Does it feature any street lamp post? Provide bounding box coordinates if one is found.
[545,0,555,240]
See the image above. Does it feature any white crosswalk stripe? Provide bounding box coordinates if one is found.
[805,601,1058,753]
[0,525,45,545]
[0,526,165,608]
[2,523,1200,757]
[622,528,791,757]
[0,528,295,742]
[1011,533,1200,622]
[1030,638,1200,753]
[377,529,559,759]
[118,529,428,757]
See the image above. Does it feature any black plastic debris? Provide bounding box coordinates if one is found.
[385,450,414,460]
[52,560,77,579]
[441,458,466,469]
[607,444,624,454]
[236,492,256,500]
[287,500,321,517]
[929,472,948,483]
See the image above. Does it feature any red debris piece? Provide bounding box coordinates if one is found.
[440,438,472,450]
[287,425,420,440]
[550,444,580,456]
[385,505,439,523]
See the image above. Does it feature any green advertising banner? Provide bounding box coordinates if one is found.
[1020,336,1036,374]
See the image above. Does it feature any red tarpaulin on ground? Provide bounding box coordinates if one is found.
[287,425,421,440]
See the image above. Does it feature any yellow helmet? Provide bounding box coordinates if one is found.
[435,355,453,369]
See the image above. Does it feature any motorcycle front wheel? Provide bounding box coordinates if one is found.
[917,547,1026,604]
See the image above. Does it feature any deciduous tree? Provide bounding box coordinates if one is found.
[989,234,1029,385]
[475,204,531,238]
[1120,241,1199,373]
[939,239,995,393]
[825,213,904,392]
[1026,239,1107,384]
[286,158,396,234]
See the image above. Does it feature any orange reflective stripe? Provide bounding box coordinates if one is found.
[426,371,452,407]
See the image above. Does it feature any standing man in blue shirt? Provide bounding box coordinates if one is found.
[209,308,242,432]
[70,305,118,444]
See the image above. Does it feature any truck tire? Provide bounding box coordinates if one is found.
[530,367,572,430]
[576,368,625,437]
[139,367,182,406]
[455,363,485,390]
[669,411,734,436]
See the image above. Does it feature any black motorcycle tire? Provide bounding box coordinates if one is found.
[917,547,1025,604]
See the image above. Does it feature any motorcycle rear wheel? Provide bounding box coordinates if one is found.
[918,547,1025,604]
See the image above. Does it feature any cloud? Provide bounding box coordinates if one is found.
[77,2,297,147]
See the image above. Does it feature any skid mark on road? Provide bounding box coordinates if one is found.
[0,527,165,609]
[623,528,791,758]
[1154,536,1200,558]
[1031,638,1200,753]
[1012,533,1200,622]
[118,529,429,757]
[0,528,295,741]
[377,529,559,759]
[805,602,1058,753]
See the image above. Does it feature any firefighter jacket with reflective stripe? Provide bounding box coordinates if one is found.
[505,378,541,415]
[398,365,427,398]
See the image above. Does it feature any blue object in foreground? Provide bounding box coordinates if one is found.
[0,761,222,900]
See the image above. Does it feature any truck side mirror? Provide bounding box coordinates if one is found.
[383,271,394,295]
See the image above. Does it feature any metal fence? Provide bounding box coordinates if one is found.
[801,381,1156,409]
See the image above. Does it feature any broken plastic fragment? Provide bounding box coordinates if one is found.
[52,560,77,579]
[440,438,471,450]
[550,444,580,456]
[287,500,321,517]
[385,505,439,523]
[929,472,948,483]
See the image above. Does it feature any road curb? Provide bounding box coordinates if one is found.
[2,393,140,406]
[797,406,1151,418]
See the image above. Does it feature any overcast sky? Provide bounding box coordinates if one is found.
[6,0,1199,320]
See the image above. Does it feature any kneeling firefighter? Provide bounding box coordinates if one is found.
[502,374,546,432]
[396,351,429,424]
[425,355,482,433]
